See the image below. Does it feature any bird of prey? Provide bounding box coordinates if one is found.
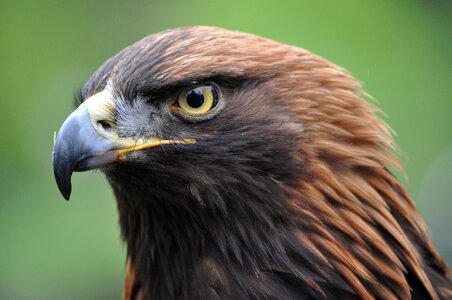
[52,26,451,300]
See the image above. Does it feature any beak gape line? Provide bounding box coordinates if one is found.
[52,90,195,200]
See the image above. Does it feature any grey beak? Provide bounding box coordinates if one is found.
[52,106,116,200]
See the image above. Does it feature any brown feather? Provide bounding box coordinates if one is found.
[77,26,451,299]
[123,258,143,300]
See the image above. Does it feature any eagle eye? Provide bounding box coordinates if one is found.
[170,84,221,120]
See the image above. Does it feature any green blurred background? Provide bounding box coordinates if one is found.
[0,0,451,299]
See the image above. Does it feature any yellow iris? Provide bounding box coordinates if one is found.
[177,85,215,115]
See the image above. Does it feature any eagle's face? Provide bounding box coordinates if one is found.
[54,27,304,201]
[52,27,451,300]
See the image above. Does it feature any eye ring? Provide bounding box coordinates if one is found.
[169,83,223,121]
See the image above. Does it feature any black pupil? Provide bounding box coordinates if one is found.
[186,88,205,109]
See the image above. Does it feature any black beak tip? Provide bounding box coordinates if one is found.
[53,145,74,201]
[61,189,72,201]
[53,162,73,201]
[60,182,72,201]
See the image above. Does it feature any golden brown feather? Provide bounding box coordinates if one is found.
[53,27,451,300]
[109,27,451,299]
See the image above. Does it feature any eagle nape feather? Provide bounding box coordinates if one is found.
[52,26,451,300]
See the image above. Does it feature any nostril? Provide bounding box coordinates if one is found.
[97,120,113,131]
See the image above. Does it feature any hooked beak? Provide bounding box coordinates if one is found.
[52,89,194,200]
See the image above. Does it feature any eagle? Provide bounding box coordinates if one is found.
[52,26,451,300]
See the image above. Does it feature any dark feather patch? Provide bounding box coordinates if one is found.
[73,86,84,108]
[73,26,452,300]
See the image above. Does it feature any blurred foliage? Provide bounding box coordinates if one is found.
[0,0,450,299]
